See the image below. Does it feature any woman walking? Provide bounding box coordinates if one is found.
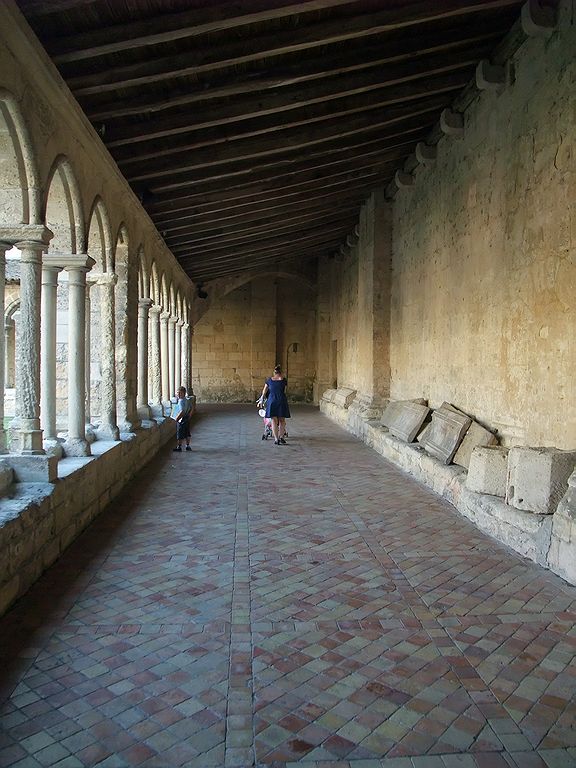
[258,365,290,445]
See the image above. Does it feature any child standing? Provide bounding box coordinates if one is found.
[173,386,192,452]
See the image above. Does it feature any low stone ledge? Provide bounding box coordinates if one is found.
[0,416,175,617]
[321,400,572,584]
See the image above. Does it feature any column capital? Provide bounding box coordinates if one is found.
[168,315,177,327]
[1,224,53,247]
[62,254,96,272]
[138,297,153,309]
[176,318,185,328]
[160,311,171,321]
[149,304,162,316]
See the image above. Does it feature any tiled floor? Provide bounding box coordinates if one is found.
[1,405,575,768]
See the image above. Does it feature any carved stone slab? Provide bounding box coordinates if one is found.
[386,402,430,442]
[321,389,337,403]
[454,421,498,469]
[333,387,357,409]
[381,399,426,429]
[422,404,472,464]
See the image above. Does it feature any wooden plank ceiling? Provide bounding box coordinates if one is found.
[17,0,524,283]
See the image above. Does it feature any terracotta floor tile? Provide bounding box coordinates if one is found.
[0,406,575,766]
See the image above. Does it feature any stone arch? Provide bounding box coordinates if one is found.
[0,89,41,226]
[150,261,160,305]
[86,196,112,273]
[44,155,85,254]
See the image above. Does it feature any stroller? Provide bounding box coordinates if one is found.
[257,398,274,440]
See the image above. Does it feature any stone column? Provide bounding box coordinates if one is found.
[168,316,176,396]
[15,235,52,454]
[181,322,191,390]
[160,311,170,407]
[175,319,183,390]
[149,305,163,418]
[97,273,120,440]
[40,258,64,453]
[85,278,95,426]
[64,256,95,456]
[0,244,8,453]
[137,298,153,420]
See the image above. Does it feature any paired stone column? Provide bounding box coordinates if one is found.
[85,278,95,426]
[64,256,95,456]
[149,305,163,417]
[0,244,8,453]
[15,233,52,454]
[175,319,183,390]
[137,298,153,420]
[40,257,64,454]
[181,322,191,390]
[168,315,176,398]
[97,273,120,440]
[160,311,170,407]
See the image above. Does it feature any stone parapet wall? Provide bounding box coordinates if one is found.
[320,399,571,584]
[0,418,174,617]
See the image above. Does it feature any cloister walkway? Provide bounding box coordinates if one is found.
[1,406,575,768]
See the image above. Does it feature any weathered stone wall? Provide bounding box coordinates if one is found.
[390,7,576,448]
[192,276,317,402]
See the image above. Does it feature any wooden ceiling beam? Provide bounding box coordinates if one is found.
[85,25,503,122]
[154,173,378,232]
[67,0,521,96]
[146,131,421,204]
[147,133,417,195]
[125,96,448,183]
[48,0,365,63]
[107,54,477,154]
[175,223,352,263]
[164,203,362,249]
[188,250,325,281]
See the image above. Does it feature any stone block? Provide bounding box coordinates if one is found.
[548,470,576,584]
[467,446,509,497]
[333,387,357,409]
[382,401,430,443]
[422,403,472,465]
[321,388,337,403]
[3,455,58,483]
[506,447,576,514]
[454,421,498,469]
[0,461,14,494]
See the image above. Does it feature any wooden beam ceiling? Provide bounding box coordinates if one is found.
[16,0,525,282]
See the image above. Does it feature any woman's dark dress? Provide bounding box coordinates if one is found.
[265,377,291,418]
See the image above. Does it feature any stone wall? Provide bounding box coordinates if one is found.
[0,418,174,616]
[390,6,576,448]
[192,276,317,402]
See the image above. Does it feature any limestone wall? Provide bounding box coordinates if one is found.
[192,276,317,402]
[390,5,576,448]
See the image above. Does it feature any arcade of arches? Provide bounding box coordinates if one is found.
[0,0,574,624]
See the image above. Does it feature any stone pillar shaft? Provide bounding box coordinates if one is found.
[65,257,94,455]
[40,263,62,441]
[175,320,183,389]
[15,240,47,454]
[85,280,95,425]
[98,273,120,440]
[137,298,152,417]
[182,323,190,390]
[149,306,162,406]
[0,245,7,453]
[168,317,176,398]
[160,312,170,403]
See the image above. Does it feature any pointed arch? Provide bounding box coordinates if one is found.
[86,196,112,272]
[0,88,41,226]
[44,155,85,254]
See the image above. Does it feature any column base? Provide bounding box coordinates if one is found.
[95,424,120,441]
[18,418,45,454]
[149,403,165,419]
[119,419,141,435]
[63,437,92,457]
[137,404,153,421]
[3,454,58,482]
[43,437,65,459]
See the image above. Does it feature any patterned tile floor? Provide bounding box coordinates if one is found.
[1,405,575,768]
